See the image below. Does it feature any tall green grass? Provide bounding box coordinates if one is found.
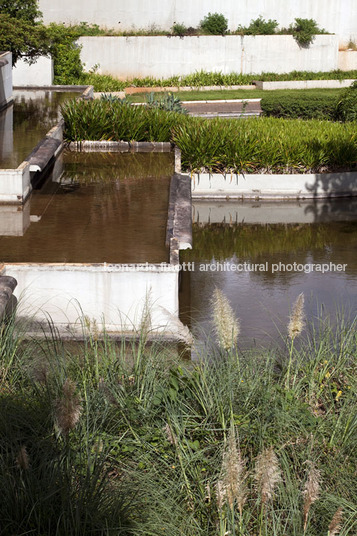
[62,99,357,173]
[0,301,356,535]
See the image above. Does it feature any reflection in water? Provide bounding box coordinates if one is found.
[0,91,78,168]
[180,200,357,347]
[0,151,174,263]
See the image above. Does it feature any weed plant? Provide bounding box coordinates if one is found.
[0,297,356,535]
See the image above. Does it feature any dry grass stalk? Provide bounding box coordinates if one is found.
[328,507,343,536]
[254,447,281,505]
[16,445,29,470]
[212,288,240,350]
[288,293,305,340]
[163,422,178,446]
[303,463,321,531]
[55,378,82,436]
[217,426,248,514]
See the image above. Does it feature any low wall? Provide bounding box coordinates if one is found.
[0,162,31,204]
[78,35,339,79]
[191,171,357,199]
[338,50,357,71]
[13,56,53,87]
[5,263,180,337]
[0,52,13,110]
[255,79,356,90]
[38,0,357,46]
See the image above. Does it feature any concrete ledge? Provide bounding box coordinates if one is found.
[0,162,31,204]
[125,85,255,95]
[191,172,357,199]
[68,141,173,152]
[166,174,192,250]
[254,79,356,90]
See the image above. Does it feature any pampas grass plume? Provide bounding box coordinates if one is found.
[303,463,321,531]
[288,293,305,340]
[55,378,82,436]
[328,507,343,536]
[254,447,281,505]
[212,288,240,350]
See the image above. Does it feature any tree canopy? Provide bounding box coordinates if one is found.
[0,14,50,65]
[0,0,42,23]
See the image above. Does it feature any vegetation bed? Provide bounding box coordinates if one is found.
[62,100,357,174]
[0,307,356,535]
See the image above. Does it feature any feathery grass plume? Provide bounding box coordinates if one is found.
[211,288,240,350]
[328,507,343,536]
[16,446,29,470]
[254,447,281,505]
[217,426,248,514]
[303,463,321,531]
[288,293,305,340]
[163,422,178,446]
[55,378,82,436]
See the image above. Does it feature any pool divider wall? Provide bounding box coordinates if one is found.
[0,86,93,204]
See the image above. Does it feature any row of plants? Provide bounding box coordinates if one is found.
[61,95,357,173]
[0,294,356,535]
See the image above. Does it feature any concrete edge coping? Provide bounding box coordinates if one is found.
[4,262,179,272]
[183,98,261,104]
[124,85,256,94]
[189,171,357,200]
[13,85,93,92]
[67,141,173,152]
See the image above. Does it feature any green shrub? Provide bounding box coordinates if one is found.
[289,18,326,47]
[335,80,357,121]
[261,90,338,119]
[237,16,278,35]
[200,12,228,35]
[0,0,41,23]
[171,23,188,36]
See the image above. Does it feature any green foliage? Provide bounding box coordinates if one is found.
[0,0,42,23]
[261,90,339,119]
[335,81,357,121]
[237,16,278,35]
[0,308,356,535]
[171,23,188,36]
[289,18,326,47]
[200,12,228,35]
[0,14,50,65]
[146,92,188,113]
[62,99,357,173]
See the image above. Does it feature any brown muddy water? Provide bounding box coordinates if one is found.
[0,90,79,168]
[0,151,173,263]
[180,198,357,347]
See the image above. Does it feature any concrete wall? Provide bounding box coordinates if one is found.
[6,263,180,336]
[0,162,31,203]
[0,52,13,110]
[191,171,357,199]
[13,56,53,87]
[338,50,357,71]
[38,0,357,45]
[0,103,13,164]
[78,35,338,79]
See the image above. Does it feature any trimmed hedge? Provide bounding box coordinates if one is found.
[260,90,340,119]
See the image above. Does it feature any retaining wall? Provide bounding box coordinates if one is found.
[5,263,180,337]
[13,57,54,87]
[0,52,13,111]
[78,35,339,79]
[191,172,357,199]
[38,0,357,45]
[338,50,357,71]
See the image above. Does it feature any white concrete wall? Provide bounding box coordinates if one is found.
[38,0,357,45]
[78,35,338,79]
[0,52,13,109]
[6,264,180,336]
[0,104,13,164]
[12,56,53,87]
[338,50,357,71]
[191,171,357,199]
[0,162,31,203]
[0,201,30,236]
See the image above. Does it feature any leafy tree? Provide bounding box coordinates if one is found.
[0,14,50,65]
[0,0,42,23]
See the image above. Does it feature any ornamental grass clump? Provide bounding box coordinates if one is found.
[55,378,82,436]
